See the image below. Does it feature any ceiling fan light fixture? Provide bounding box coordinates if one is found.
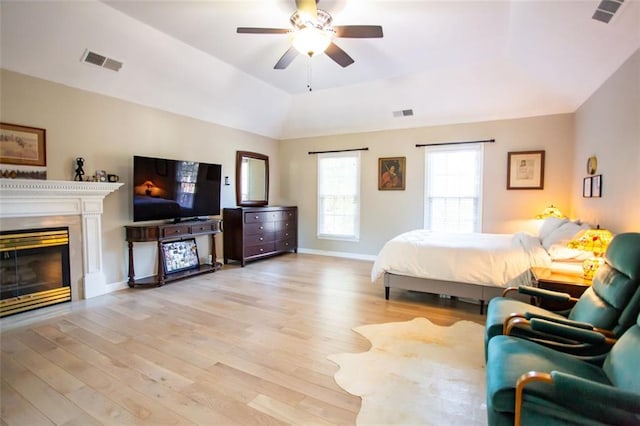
[291,27,332,57]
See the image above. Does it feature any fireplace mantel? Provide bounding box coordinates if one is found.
[0,178,123,299]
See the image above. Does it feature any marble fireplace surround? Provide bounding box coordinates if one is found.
[0,179,123,300]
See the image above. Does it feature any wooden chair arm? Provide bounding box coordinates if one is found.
[503,313,528,334]
[502,287,519,297]
[505,317,531,336]
[515,371,553,426]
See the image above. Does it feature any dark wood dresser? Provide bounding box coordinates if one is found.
[223,206,297,266]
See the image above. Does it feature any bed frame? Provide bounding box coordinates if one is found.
[383,272,506,314]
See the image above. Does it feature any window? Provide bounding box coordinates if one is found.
[317,151,361,240]
[424,144,483,233]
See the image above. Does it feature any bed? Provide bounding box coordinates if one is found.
[371,218,591,314]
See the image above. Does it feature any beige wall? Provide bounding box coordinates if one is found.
[0,69,279,286]
[280,113,576,256]
[572,49,640,233]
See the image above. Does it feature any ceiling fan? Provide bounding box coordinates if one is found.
[237,0,383,69]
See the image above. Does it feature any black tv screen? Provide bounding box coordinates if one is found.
[133,155,222,222]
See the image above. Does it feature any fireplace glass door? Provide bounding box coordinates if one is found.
[0,227,71,317]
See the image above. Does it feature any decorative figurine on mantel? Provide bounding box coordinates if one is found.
[74,157,85,181]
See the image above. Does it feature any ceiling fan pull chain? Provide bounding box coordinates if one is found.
[307,58,313,92]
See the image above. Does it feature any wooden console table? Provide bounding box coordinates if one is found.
[125,219,222,287]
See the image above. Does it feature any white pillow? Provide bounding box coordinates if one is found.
[538,217,569,241]
[547,244,592,261]
[542,221,591,251]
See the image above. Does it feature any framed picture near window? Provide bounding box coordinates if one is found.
[583,177,592,198]
[378,157,405,190]
[0,122,47,167]
[161,239,200,274]
[507,150,545,190]
[592,174,602,198]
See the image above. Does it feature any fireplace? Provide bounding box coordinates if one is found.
[0,179,122,303]
[0,227,72,317]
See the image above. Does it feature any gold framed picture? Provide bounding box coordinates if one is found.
[378,157,405,190]
[0,122,47,167]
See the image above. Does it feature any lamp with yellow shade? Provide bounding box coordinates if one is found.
[567,226,614,278]
[535,205,565,219]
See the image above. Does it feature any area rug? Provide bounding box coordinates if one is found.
[328,318,487,425]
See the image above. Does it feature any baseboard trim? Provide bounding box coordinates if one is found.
[298,248,376,262]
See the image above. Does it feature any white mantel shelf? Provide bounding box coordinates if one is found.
[0,178,124,299]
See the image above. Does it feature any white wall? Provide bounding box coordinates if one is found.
[572,48,640,233]
[280,113,575,256]
[0,69,279,287]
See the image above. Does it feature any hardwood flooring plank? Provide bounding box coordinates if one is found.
[0,380,53,426]
[1,355,85,424]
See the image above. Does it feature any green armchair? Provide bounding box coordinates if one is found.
[484,232,640,360]
[486,311,640,425]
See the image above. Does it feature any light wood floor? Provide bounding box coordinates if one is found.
[1,253,484,425]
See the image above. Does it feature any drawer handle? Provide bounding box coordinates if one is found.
[259,226,264,230]
[255,215,259,219]
[259,237,264,241]
[259,248,264,252]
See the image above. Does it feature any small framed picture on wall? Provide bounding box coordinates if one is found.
[592,174,602,198]
[583,177,592,198]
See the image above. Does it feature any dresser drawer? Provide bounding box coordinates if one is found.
[244,212,272,224]
[245,233,275,245]
[276,229,294,241]
[161,225,189,238]
[276,238,296,251]
[245,242,276,257]
[245,222,274,235]
[189,222,219,234]
[274,220,295,232]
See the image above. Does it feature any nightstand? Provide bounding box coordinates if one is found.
[530,266,592,310]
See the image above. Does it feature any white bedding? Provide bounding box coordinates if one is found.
[371,230,552,288]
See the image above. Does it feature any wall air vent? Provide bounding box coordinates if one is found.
[592,0,624,23]
[392,109,414,118]
[81,49,123,72]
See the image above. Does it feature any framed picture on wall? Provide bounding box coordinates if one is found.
[583,177,592,198]
[507,150,545,190]
[0,122,47,167]
[592,174,602,198]
[378,157,406,190]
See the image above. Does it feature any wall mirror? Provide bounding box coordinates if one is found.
[236,150,269,207]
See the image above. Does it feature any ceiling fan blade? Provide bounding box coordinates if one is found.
[295,0,318,19]
[274,46,300,69]
[237,27,290,34]
[325,42,355,68]
[333,25,384,38]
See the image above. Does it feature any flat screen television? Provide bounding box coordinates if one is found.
[133,155,222,222]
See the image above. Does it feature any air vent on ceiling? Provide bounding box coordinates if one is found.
[392,109,414,118]
[81,49,123,72]
[592,0,624,23]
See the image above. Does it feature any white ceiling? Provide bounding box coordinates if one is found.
[1,1,639,140]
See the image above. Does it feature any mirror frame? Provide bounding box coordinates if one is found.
[235,150,269,207]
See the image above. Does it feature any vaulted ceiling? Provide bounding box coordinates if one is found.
[1,1,639,140]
